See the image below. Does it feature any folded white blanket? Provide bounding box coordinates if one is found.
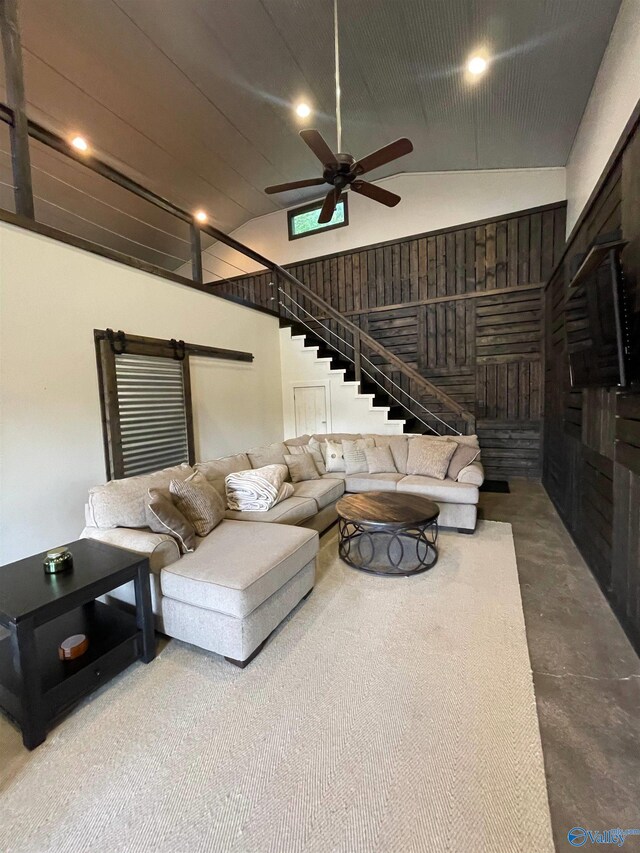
[225,464,292,512]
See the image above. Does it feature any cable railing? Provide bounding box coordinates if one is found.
[0,96,474,435]
[273,280,471,435]
[277,292,460,435]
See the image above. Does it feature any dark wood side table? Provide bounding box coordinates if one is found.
[0,538,155,749]
[336,491,440,576]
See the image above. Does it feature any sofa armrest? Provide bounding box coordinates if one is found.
[80,526,180,573]
[457,460,484,487]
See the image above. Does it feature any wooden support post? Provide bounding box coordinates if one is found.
[353,329,362,385]
[190,223,203,284]
[0,0,34,218]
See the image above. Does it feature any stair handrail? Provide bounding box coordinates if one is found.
[279,301,448,435]
[271,275,475,427]
[279,292,462,435]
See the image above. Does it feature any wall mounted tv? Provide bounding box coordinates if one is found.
[567,232,632,390]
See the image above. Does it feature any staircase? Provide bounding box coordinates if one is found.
[280,317,466,435]
[212,261,476,437]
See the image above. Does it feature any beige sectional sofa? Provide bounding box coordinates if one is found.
[81,431,483,666]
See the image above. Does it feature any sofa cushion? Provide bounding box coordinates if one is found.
[396,475,479,505]
[195,453,251,502]
[286,444,327,475]
[322,471,347,481]
[145,487,196,553]
[170,471,225,537]
[284,453,321,483]
[373,435,410,474]
[247,441,289,470]
[311,433,362,442]
[447,442,481,480]
[365,445,397,474]
[292,478,345,509]
[88,463,194,529]
[342,437,375,474]
[284,435,311,447]
[345,473,405,492]
[224,495,317,525]
[457,460,485,486]
[406,436,457,479]
[160,520,318,619]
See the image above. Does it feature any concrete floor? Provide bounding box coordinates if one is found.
[479,480,640,852]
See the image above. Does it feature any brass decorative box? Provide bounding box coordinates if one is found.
[43,547,73,575]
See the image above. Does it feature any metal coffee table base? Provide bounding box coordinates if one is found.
[338,517,439,576]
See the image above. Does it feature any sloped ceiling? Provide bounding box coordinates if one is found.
[0,0,621,270]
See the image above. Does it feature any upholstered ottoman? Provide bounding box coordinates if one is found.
[82,519,318,667]
[159,520,317,666]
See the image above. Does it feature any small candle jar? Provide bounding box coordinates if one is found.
[43,547,73,574]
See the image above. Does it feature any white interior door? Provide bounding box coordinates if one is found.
[293,385,328,435]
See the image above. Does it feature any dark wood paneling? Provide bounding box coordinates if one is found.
[217,202,565,478]
[543,118,640,653]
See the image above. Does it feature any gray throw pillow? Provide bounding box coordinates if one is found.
[145,488,196,554]
[448,442,481,480]
[286,444,327,474]
[284,453,320,483]
[365,446,397,474]
[406,437,457,480]
[170,471,225,536]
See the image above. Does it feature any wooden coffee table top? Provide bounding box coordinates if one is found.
[336,491,439,527]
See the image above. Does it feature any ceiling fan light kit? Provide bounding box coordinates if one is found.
[264,0,413,223]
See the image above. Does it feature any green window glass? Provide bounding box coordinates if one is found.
[288,197,348,240]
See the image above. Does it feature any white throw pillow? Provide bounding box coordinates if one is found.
[342,438,375,474]
[324,440,346,473]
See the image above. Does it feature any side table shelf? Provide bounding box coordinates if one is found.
[0,602,141,729]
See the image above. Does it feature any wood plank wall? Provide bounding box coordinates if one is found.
[543,119,640,653]
[218,201,567,478]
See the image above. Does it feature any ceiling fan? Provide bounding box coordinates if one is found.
[264,0,414,224]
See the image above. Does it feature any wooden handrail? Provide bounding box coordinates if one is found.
[275,272,474,423]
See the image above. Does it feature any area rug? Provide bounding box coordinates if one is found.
[0,521,553,853]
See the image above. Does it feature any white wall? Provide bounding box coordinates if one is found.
[197,168,566,279]
[279,328,404,439]
[0,222,283,563]
[565,0,640,233]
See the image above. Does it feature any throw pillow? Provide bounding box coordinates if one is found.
[374,435,410,474]
[406,437,457,480]
[342,438,375,475]
[365,445,397,474]
[447,442,481,480]
[169,471,225,536]
[284,453,320,483]
[225,464,290,512]
[287,444,327,474]
[308,437,327,462]
[145,487,196,553]
[247,441,289,470]
[324,440,346,473]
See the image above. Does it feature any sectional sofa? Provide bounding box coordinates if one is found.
[81,431,484,665]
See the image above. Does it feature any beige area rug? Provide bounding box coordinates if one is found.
[0,521,553,853]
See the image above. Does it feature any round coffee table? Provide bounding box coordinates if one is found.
[336,491,439,576]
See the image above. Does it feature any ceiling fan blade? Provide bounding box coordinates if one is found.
[351,181,401,208]
[300,129,338,167]
[264,178,326,194]
[318,188,340,224]
[353,138,413,176]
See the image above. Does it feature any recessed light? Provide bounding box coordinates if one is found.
[194,210,208,223]
[295,103,312,119]
[467,55,488,76]
[71,135,89,152]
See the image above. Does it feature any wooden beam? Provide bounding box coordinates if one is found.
[93,329,253,363]
[0,0,34,217]
[190,224,203,285]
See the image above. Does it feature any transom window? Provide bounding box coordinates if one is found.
[287,196,349,241]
